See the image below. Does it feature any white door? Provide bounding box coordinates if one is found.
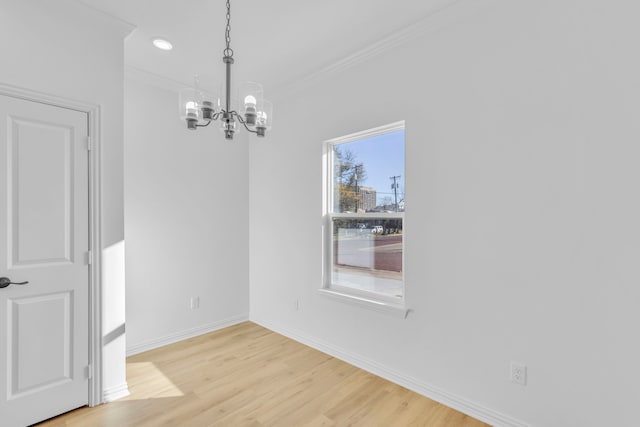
[0,95,89,426]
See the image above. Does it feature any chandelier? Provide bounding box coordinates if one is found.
[179,0,272,140]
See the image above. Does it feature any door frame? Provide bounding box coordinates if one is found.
[0,83,104,406]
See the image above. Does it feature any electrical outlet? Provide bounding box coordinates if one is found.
[190,296,200,309]
[510,361,527,386]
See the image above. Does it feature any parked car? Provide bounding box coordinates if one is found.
[372,225,383,234]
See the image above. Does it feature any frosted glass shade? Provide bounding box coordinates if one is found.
[179,88,216,122]
[256,99,273,131]
[238,81,263,117]
[179,88,200,121]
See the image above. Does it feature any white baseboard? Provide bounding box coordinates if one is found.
[251,316,531,427]
[103,382,130,403]
[126,314,249,356]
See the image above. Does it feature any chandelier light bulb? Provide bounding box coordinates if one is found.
[244,95,257,107]
[243,94,258,125]
[185,101,199,118]
[255,99,272,137]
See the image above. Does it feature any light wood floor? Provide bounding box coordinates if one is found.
[39,322,489,427]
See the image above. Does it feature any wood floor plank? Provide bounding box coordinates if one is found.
[37,322,489,427]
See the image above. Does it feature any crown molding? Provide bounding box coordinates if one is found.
[71,0,136,37]
[125,65,189,94]
[123,0,501,101]
[125,65,222,96]
[274,0,499,101]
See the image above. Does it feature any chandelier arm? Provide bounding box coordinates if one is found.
[196,119,213,128]
[236,114,258,134]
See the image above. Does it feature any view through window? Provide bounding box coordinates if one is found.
[325,122,405,302]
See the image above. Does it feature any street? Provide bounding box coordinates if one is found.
[334,233,402,272]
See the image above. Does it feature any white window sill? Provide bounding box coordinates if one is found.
[316,288,411,319]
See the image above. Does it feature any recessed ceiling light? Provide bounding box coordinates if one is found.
[152,38,173,51]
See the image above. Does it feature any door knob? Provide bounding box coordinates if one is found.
[0,277,29,288]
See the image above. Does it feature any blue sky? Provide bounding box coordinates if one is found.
[339,130,405,205]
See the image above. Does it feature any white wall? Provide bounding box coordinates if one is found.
[0,0,131,400]
[249,1,640,426]
[124,77,250,352]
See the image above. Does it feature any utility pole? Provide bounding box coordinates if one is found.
[390,175,401,212]
[354,164,362,213]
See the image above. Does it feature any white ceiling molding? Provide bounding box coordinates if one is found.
[274,0,500,101]
[121,0,504,102]
[125,65,192,94]
[71,0,136,37]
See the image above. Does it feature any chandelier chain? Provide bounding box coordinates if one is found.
[223,0,233,58]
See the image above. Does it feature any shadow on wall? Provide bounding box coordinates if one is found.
[104,323,126,346]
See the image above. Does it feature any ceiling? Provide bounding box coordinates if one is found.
[76,0,456,94]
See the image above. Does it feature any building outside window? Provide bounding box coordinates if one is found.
[323,121,405,305]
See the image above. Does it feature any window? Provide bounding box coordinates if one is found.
[322,122,405,310]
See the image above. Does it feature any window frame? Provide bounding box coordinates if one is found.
[321,121,408,317]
